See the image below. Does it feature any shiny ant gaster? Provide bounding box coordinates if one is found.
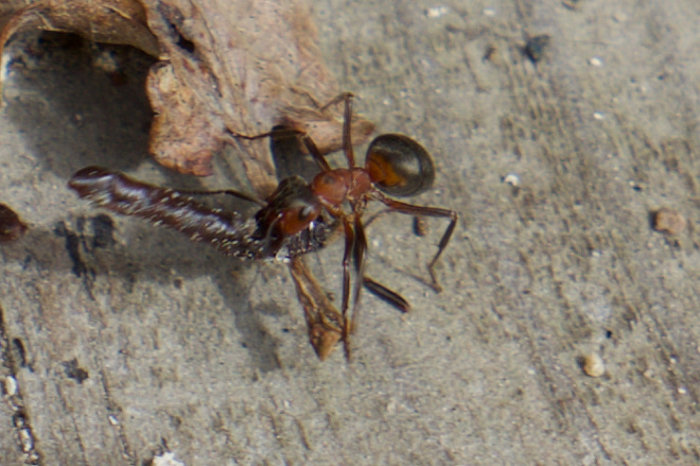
[69,93,456,359]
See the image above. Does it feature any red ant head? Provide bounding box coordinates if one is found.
[258,176,323,237]
[365,134,435,197]
[277,197,322,236]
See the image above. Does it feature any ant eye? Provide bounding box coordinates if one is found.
[365,134,435,197]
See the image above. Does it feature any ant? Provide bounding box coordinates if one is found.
[68,93,456,359]
[234,93,457,358]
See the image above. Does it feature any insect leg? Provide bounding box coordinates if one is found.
[362,277,410,313]
[373,192,457,292]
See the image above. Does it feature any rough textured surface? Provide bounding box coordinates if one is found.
[1,0,699,464]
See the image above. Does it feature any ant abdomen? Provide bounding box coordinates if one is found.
[365,134,435,197]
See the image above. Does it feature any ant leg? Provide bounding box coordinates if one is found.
[288,89,353,111]
[300,133,332,172]
[374,193,458,292]
[306,92,357,168]
[426,214,457,291]
[340,218,355,320]
[229,124,334,174]
[362,277,410,313]
[341,93,356,168]
[319,91,354,112]
[228,124,335,178]
[348,214,367,333]
[338,214,368,360]
[338,216,364,359]
[225,127,301,141]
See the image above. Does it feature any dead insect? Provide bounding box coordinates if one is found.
[68,168,337,261]
[0,203,28,242]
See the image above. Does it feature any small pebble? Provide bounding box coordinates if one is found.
[503,173,520,187]
[152,452,185,466]
[523,35,550,63]
[583,353,605,377]
[19,428,33,453]
[588,57,603,67]
[4,376,17,396]
[426,6,448,18]
[652,207,686,235]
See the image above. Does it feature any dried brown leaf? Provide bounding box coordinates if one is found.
[1,0,374,196]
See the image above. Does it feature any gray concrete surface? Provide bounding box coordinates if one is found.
[1,0,699,464]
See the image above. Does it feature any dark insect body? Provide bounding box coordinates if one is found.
[68,93,457,359]
[69,170,337,261]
